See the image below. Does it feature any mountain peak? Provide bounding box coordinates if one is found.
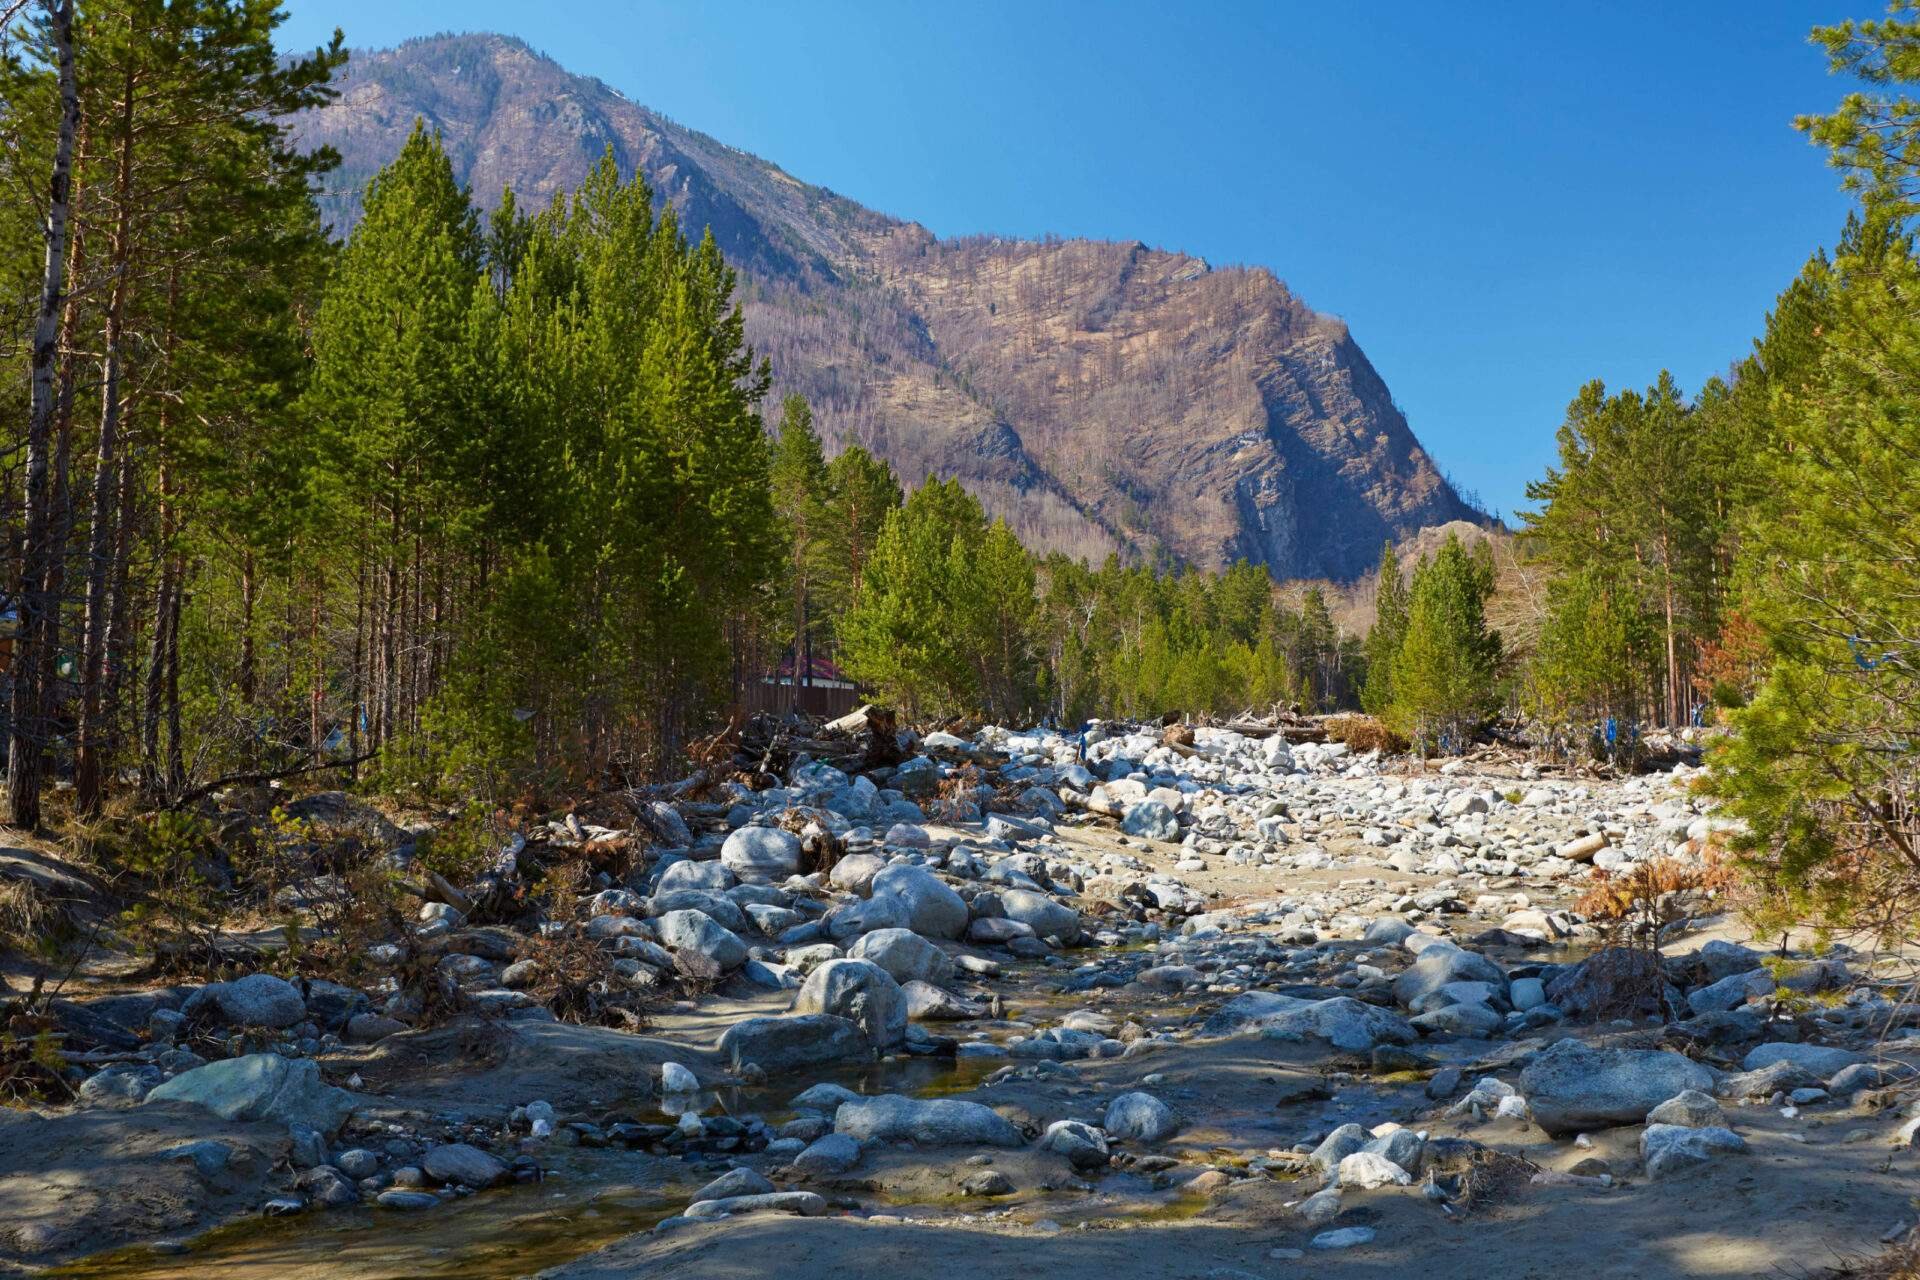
[294,36,1482,577]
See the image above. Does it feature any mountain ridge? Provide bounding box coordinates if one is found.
[292,32,1486,578]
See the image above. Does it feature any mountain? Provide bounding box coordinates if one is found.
[293,32,1485,579]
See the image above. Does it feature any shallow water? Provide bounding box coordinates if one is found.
[46,1180,681,1280]
[48,1052,998,1280]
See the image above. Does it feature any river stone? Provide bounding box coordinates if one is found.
[422,1142,508,1188]
[1121,800,1180,843]
[1519,1039,1715,1135]
[188,973,307,1029]
[849,928,954,984]
[1220,994,1415,1052]
[834,1094,1022,1147]
[684,1191,828,1219]
[1544,947,1668,1020]
[1040,1119,1111,1170]
[829,853,887,895]
[903,980,984,1021]
[1392,943,1507,1009]
[1687,968,1772,1015]
[1336,1151,1412,1189]
[694,1167,775,1201]
[1646,1089,1727,1128]
[717,1014,871,1073]
[654,909,748,976]
[869,864,968,940]
[793,959,908,1048]
[145,1053,355,1134]
[646,890,749,934]
[377,1190,440,1210]
[721,827,804,883]
[655,859,737,895]
[1104,1091,1179,1142]
[998,888,1081,944]
[1640,1123,1747,1180]
[1739,1042,1865,1077]
[824,894,913,941]
[791,1132,863,1174]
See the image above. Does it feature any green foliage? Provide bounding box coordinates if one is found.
[839,477,1040,719]
[1389,533,1502,753]
[1710,214,1920,942]
[1525,567,1651,762]
[1360,542,1408,716]
[116,812,222,962]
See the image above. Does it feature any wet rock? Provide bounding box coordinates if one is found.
[834,1094,1022,1147]
[297,1165,361,1207]
[377,1189,440,1210]
[1104,1091,1179,1142]
[1640,1123,1747,1180]
[336,1149,381,1179]
[1519,1039,1715,1135]
[660,1062,699,1094]
[717,1014,871,1073]
[793,959,908,1048]
[145,1053,355,1135]
[422,1143,509,1188]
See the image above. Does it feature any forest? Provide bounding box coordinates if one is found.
[0,0,1915,946]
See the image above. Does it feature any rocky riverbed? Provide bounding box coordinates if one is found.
[5,719,1917,1279]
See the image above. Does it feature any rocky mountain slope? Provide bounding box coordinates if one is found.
[293,33,1485,578]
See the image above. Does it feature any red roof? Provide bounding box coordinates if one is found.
[773,653,850,683]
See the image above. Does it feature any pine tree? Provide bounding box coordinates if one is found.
[770,395,828,708]
[1390,533,1502,753]
[1360,541,1408,716]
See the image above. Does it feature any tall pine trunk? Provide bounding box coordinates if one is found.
[74,67,139,817]
[7,0,80,830]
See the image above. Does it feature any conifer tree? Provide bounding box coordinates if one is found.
[1360,541,1408,716]
[1390,533,1502,753]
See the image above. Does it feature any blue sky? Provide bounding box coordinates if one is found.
[278,1,1862,519]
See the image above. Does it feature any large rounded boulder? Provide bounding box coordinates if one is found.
[792,958,908,1048]
[869,864,967,940]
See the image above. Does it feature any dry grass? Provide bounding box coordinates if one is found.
[0,879,72,957]
[1826,1235,1920,1278]
[1324,714,1407,754]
